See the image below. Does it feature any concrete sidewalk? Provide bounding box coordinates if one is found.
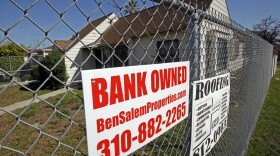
[0,88,71,116]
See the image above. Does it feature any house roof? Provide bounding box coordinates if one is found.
[54,40,74,50]
[57,1,214,50]
[43,45,53,49]
[95,4,194,47]
[151,0,213,11]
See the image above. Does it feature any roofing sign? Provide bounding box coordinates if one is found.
[82,62,190,156]
[190,73,230,156]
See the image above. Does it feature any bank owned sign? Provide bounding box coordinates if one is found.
[82,62,190,156]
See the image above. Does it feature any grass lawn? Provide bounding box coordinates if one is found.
[0,83,53,107]
[247,67,280,156]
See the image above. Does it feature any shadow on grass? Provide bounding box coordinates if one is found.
[19,81,46,91]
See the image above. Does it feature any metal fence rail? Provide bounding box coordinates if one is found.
[0,0,274,155]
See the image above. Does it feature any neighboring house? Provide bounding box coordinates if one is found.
[52,0,239,82]
[27,46,53,66]
[272,43,279,75]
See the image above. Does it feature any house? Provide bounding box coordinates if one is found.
[272,43,279,75]
[52,0,239,82]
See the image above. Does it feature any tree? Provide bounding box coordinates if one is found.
[0,43,26,72]
[253,16,280,44]
[123,0,139,15]
[0,42,26,56]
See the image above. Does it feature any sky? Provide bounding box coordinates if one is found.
[0,0,279,47]
[227,0,280,28]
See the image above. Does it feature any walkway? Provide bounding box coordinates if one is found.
[0,88,71,116]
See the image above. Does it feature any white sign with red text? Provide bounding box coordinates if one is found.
[82,62,190,156]
[190,73,230,156]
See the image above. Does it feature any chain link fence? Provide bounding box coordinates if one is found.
[0,0,275,155]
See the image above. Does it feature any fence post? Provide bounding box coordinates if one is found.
[190,12,200,81]
[187,10,199,155]
[9,56,12,72]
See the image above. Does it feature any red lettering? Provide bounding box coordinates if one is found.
[119,111,125,124]
[178,66,182,84]
[96,118,105,133]
[110,76,124,105]
[137,72,147,96]
[171,67,177,86]
[151,70,159,93]
[91,78,108,109]
[135,108,139,118]
[105,118,112,130]
[124,74,136,101]
[160,68,171,90]
[182,66,187,83]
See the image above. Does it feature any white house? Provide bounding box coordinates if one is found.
[53,0,242,82]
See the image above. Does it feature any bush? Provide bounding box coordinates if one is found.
[22,74,33,81]
[32,66,40,80]
[39,52,68,90]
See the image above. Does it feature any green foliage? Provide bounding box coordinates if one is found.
[0,43,26,72]
[39,52,68,90]
[0,42,26,57]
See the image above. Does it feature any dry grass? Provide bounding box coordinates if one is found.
[0,89,87,155]
[0,87,188,155]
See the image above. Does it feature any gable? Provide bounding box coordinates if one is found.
[209,0,230,17]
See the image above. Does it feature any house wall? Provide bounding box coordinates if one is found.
[272,55,278,76]
[128,30,190,66]
[210,0,230,16]
[64,13,117,82]
[199,0,239,79]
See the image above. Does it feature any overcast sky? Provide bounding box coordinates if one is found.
[0,0,279,47]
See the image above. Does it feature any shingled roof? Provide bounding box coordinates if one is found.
[96,4,191,47]
[54,40,74,50]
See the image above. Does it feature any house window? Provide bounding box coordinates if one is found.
[114,45,129,67]
[217,37,228,73]
[205,34,216,78]
[205,33,228,78]
[156,39,179,63]
[96,45,128,68]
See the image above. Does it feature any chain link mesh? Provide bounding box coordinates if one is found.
[0,0,274,155]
